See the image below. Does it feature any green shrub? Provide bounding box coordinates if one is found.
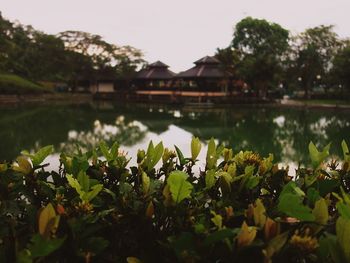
[1,139,350,262]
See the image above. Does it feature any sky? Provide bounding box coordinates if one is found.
[1,0,349,72]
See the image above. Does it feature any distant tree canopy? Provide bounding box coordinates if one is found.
[215,17,350,98]
[231,17,290,97]
[0,12,144,88]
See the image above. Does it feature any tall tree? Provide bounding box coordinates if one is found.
[290,25,341,98]
[331,42,350,92]
[232,17,289,98]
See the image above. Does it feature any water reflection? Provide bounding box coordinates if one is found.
[0,102,349,166]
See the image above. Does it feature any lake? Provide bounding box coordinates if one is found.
[1,102,349,170]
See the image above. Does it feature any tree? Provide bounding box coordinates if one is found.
[331,42,350,92]
[290,25,341,98]
[232,17,289,98]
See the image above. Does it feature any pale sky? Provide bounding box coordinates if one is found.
[1,0,349,72]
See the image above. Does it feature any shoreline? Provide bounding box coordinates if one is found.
[0,93,350,110]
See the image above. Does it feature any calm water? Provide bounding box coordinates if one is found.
[1,102,349,169]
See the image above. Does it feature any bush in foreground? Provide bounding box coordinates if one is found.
[1,138,350,262]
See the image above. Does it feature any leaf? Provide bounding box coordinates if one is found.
[210,211,223,229]
[149,142,164,169]
[205,169,216,189]
[278,193,315,221]
[0,163,8,173]
[12,156,32,175]
[318,233,344,263]
[337,203,350,219]
[142,172,150,195]
[307,188,321,206]
[253,199,266,228]
[31,145,53,167]
[38,203,59,238]
[280,181,305,198]
[237,221,257,248]
[336,216,350,262]
[127,257,142,263]
[145,201,154,219]
[77,171,90,192]
[17,249,32,263]
[83,184,103,201]
[28,234,65,258]
[263,231,289,263]
[191,137,201,161]
[203,229,237,246]
[312,198,329,225]
[206,137,217,169]
[66,174,83,197]
[100,141,111,161]
[342,140,350,162]
[167,171,193,204]
[308,141,331,168]
[174,145,186,166]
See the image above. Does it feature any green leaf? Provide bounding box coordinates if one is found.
[337,203,350,219]
[77,171,90,192]
[278,193,315,221]
[83,184,103,201]
[32,145,53,167]
[100,141,111,161]
[174,145,186,166]
[66,174,83,197]
[167,171,193,204]
[149,142,164,169]
[28,234,65,258]
[17,249,32,263]
[309,141,331,168]
[211,211,223,229]
[318,233,344,263]
[191,137,201,161]
[142,172,150,195]
[206,137,217,169]
[205,169,216,189]
[312,198,329,225]
[342,140,350,162]
[336,216,350,262]
[246,176,261,189]
[307,188,321,206]
[203,228,237,246]
[280,181,305,198]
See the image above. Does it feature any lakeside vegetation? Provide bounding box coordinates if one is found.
[0,12,349,99]
[1,139,350,262]
[0,73,52,94]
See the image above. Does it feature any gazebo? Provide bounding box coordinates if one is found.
[176,56,232,92]
[134,61,176,90]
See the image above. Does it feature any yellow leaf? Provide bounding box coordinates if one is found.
[162,184,173,207]
[38,203,59,238]
[127,257,142,263]
[12,156,32,175]
[210,211,223,229]
[237,221,257,248]
[253,199,266,228]
[145,201,154,219]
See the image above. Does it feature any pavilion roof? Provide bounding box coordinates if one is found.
[136,61,176,80]
[177,56,230,79]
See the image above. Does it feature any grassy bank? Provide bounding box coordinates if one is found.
[0,73,52,94]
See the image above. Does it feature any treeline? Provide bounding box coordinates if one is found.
[216,17,350,98]
[0,12,144,90]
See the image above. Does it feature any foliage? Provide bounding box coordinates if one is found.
[331,43,350,91]
[0,73,51,94]
[0,12,144,90]
[1,138,350,262]
[231,17,289,97]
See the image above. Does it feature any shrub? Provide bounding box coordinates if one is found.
[1,139,350,262]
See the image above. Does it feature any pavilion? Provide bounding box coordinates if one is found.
[134,61,176,90]
[176,56,232,92]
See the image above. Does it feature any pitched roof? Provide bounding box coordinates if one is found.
[177,56,230,78]
[136,61,176,80]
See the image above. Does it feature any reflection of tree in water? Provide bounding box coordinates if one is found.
[60,116,147,152]
[0,103,349,165]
